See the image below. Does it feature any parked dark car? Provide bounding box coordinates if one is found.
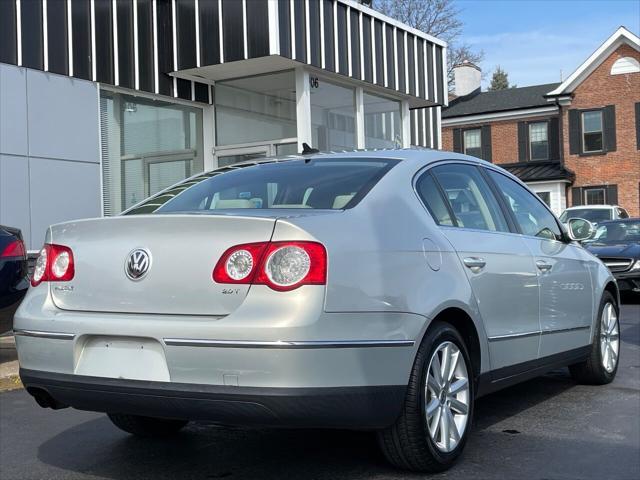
[584,218,640,295]
[0,226,29,334]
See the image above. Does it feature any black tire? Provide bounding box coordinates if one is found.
[569,291,620,385]
[377,321,474,472]
[107,413,188,437]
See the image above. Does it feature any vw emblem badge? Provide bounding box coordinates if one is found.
[125,248,151,281]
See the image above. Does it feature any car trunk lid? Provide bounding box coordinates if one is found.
[48,215,277,315]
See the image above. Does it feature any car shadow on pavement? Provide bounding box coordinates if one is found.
[34,372,591,480]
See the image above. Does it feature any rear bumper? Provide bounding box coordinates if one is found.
[20,368,405,429]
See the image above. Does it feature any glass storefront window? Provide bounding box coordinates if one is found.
[363,93,401,149]
[215,71,297,146]
[100,91,204,214]
[310,80,356,151]
[276,142,299,156]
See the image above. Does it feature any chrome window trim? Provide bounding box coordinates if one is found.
[487,325,591,342]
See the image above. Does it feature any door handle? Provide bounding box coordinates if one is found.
[463,257,486,272]
[536,260,553,272]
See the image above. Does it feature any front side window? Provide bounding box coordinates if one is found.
[463,129,482,157]
[582,110,604,153]
[487,170,562,240]
[430,164,509,232]
[529,122,549,160]
[584,188,606,205]
[152,158,397,213]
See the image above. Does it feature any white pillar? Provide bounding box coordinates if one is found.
[203,102,215,171]
[355,86,365,149]
[401,100,411,148]
[295,67,312,151]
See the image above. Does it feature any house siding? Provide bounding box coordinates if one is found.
[442,116,560,166]
[562,43,640,216]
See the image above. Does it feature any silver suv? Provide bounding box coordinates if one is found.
[15,150,619,472]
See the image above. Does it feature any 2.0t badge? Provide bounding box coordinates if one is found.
[125,248,151,280]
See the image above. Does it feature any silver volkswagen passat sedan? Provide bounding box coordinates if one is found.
[14,150,619,472]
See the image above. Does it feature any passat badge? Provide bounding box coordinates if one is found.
[125,248,151,280]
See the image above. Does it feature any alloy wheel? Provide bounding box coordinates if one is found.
[600,302,619,373]
[425,341,470,453]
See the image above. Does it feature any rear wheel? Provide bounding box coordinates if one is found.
[570,291,620,385]
[377,321,474,472]
[107,413,188,437]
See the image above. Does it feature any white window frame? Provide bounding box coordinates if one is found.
[463,128,482,155]
[581,110,604,153]
[298,68,412,151]
[528,121,549,161]
[98,84,214,214]
[584,187,606,205]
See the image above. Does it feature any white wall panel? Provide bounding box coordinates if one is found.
[0,154,31,245]
[0,64,28,156]
[28,157,101,249]
[26,69,100,163]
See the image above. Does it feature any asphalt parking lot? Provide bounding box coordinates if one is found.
[0,303,638,480]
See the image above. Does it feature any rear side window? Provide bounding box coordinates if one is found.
[487,169,562,241]
[154,158,397,213]
[415,173,454,226]
[430,164,510,233]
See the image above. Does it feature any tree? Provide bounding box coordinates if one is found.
[373,0,484,91]
[487,66,515,90]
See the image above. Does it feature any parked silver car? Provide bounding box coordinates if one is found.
[14,150,619,472]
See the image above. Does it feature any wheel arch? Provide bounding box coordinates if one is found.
[603,280,620,307]
[423,307,483,385]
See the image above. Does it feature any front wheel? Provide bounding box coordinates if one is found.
[107,413,188,437]
[377,321,474,472]
[570,291,620,385]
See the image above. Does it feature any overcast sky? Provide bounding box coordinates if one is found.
[455,0,640,89]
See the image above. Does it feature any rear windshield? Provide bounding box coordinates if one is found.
[559,208,612,223]
[146,158,397,213]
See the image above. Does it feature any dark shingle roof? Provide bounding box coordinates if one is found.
[502,161,575,183]
[442,83,560,119]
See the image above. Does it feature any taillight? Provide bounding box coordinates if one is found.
[212,243,269,284]
[31,244,75,287]
[212,241,326,291]
[0,240,26,258]
[255,242,327,291]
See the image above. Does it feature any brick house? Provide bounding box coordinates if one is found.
[442,27,640,217]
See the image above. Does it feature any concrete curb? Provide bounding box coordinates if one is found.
[0,335,21,391]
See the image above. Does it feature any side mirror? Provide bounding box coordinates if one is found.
[567,217,595,242]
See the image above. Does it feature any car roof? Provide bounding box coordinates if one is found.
[227,147,489,169]
[121,148,524,215]
[565,205,619,210]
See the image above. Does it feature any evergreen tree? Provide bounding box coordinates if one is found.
[488,66,514,91]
